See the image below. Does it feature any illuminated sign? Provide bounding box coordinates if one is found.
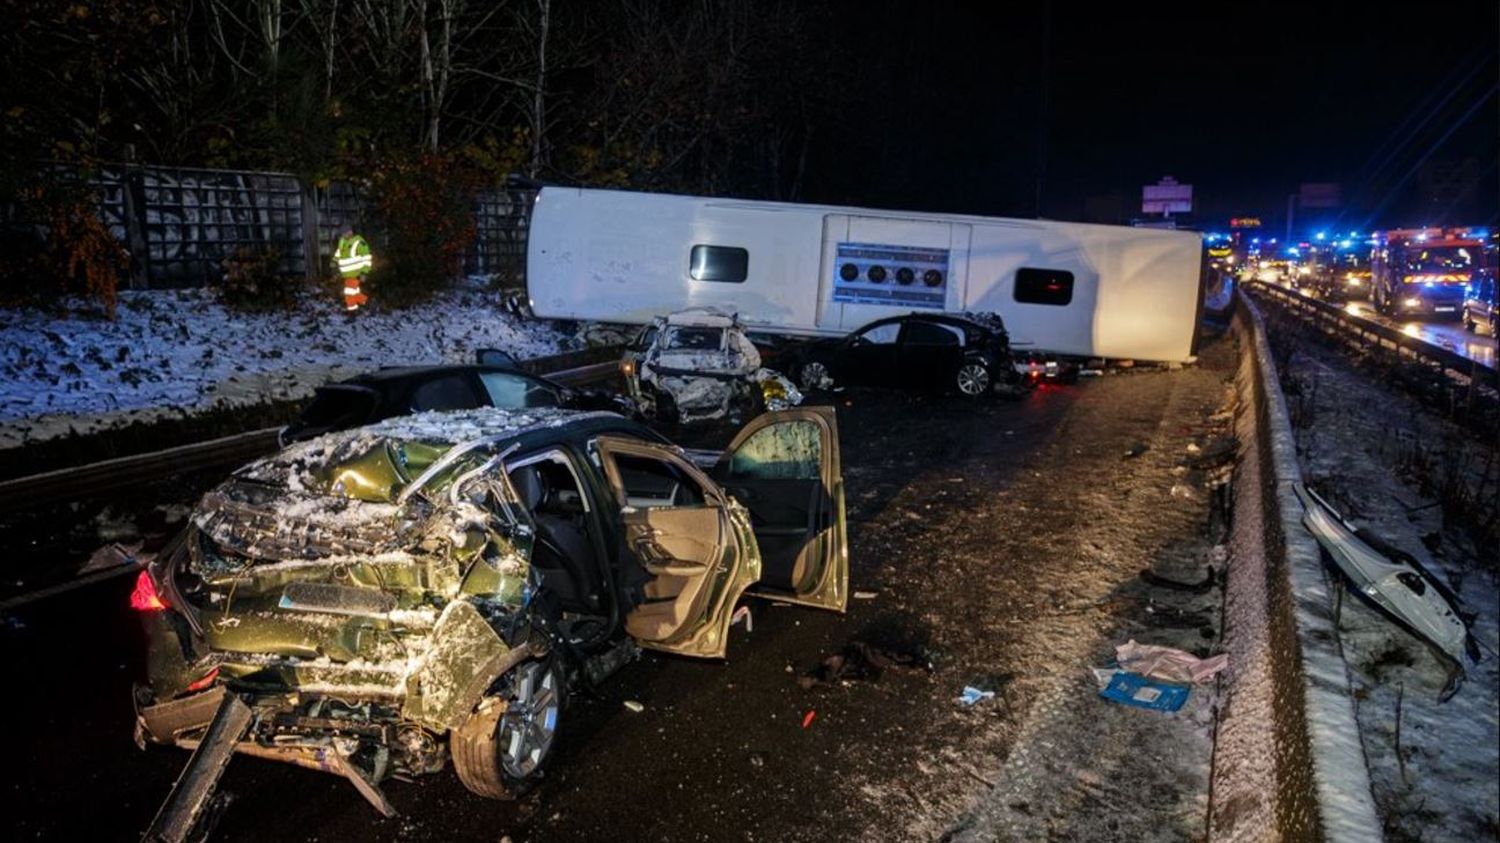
[1230,217,1262,229]
[1142,176,1193,215]
[831,243,948,308]
[1207,247,1233,258]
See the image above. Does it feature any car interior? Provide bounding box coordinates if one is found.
[507,451,606,614]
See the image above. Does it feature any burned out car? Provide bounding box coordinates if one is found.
[621,309,801,423]
[132,406,847,831]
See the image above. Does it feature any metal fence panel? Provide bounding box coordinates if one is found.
[137,167,306,288]
[467,187,534,285]
[24,162,535,291]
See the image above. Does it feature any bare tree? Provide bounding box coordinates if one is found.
[528,0,550,176]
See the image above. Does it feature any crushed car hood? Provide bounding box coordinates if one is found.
[160,409,608,715]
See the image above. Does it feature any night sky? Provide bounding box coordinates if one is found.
[809,0,1498,231]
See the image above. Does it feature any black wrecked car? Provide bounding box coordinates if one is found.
[280,354,622,445]
[783,312,1025,397]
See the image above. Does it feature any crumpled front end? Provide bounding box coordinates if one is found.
[136,429,539,776]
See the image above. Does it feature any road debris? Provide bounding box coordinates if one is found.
[622,700,645,714]
[1094,670,1190,712]
[958,686,996,706]
[798,639,933,689]
[1123,442,1149,459]
[852,590,879,600]
[730,605,753,632]
[1294,482,1479,698]
[1114,639,1228,684]
[801,710,817,729]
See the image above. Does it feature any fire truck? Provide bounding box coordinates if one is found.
[1371,228,1487,320]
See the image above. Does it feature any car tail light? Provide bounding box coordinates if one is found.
[130,569,169,612]
[185,667,220,693]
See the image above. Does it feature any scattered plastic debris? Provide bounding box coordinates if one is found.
[1295,482,1478,697]
[958,686,996,706]
[1095,670,1190,712]
[622,700,645,713]
[1123,442,1150,459]
[852,590,879,600]
[801,710,817,729]
[1114,639,1228,684]
[79,541,148,575]
[730,605,753,632]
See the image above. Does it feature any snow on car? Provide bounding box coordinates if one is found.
[620,308,801,423]
[132,405,847,837]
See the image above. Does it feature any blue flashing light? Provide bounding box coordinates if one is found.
[1315,231,1326,241]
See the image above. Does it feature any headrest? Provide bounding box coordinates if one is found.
[510,464,546,510]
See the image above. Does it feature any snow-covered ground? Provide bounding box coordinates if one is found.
[1283,342,1500,840]
[0,286,569,449]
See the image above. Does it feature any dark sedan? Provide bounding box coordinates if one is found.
[280,361,621,444]
[784,312,1024,397]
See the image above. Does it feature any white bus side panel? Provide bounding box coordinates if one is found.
[527,189,824,330]
[528,187,1201,361]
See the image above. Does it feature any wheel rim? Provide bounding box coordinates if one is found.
[497,661,560,779]
[957,363,990,396]
[800,361,829,390]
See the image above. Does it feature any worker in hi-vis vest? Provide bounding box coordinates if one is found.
[334,228,372,311]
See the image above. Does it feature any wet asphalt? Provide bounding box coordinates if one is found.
[1,324,1238,842]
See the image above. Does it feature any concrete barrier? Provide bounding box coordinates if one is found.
[1209,290,1383,841]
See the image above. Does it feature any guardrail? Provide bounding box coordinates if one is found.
[1210,289,1383,841]
[0,349,622,511]
[1246,281,1497,392]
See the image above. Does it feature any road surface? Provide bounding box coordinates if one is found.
[2,326,1239,842]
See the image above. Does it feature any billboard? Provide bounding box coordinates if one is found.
[1142,177,1193,214]
[1298,183,1341,209]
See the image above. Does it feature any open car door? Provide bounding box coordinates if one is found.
[593,437,762,659]
[711,407,848,612]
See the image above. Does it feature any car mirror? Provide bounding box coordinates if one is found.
[476,348,519,368]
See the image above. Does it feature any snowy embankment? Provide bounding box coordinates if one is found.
[1279,324,1500,839]
[0,286,569,450]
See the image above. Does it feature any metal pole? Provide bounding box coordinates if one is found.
[142,693,254,843]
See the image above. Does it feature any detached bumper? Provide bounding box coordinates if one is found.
[136,686,226,745]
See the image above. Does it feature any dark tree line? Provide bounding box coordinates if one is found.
[1,0,855,200]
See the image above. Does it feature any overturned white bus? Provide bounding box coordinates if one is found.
[526,187,1207,362]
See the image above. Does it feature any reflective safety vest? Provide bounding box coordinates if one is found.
[335,234,372,279]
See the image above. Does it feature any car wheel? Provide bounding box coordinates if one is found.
[955,361,991,397]
[797,360,832,391]
[452,656,566,800]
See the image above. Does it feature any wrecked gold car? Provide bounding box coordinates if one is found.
[132,406,847,830]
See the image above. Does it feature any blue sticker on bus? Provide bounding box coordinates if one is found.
[832,242,949,308]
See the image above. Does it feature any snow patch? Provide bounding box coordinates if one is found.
[0,287,569,448]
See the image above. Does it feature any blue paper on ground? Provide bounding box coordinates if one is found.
[1099,670,1190,712]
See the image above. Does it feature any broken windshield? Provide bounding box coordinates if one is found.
[663,327,724,351]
